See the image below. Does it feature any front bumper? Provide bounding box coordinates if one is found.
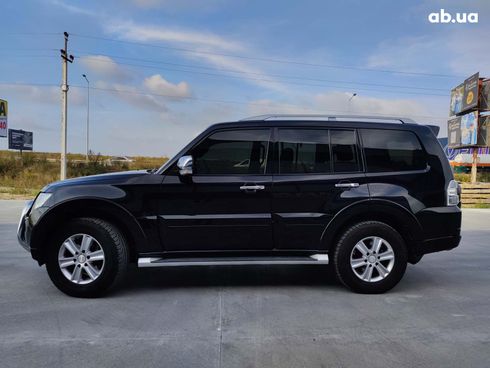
[17,200,33,251]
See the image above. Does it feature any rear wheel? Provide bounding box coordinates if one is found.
[333,221,407,294]
[46,218,128,298]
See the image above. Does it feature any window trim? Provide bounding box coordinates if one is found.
[189,127,272,177]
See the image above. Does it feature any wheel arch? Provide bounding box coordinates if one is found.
[30,198,147,265]
[320,199,424,264]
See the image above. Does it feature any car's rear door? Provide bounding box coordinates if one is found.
[271,127,369,250]
[159,128,274,251]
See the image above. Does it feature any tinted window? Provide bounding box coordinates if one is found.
[361,129,426,172]
[192,129,269,175]
[331,130,360,172]
[278,129,330,174]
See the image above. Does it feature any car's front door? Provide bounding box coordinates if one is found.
[272,127,369,250]
[159,128,273,251]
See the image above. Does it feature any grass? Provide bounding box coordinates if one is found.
[0,150,168,198]
[454,172,490,183]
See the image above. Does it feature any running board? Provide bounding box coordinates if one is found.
[138,254,329,268]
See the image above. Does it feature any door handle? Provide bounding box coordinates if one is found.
[335,182,359,188]
[240,185,265,191]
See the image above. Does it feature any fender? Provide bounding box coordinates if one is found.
[320,198,424,252]
[30,197,148,264]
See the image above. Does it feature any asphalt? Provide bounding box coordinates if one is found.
[0,200,489,368]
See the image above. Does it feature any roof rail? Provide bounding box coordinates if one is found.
[240,114,416,124]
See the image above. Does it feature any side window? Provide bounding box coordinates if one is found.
[330,130,360,172]
[191,129,270,175]
[278,129,330,174]
[360,129,426,172]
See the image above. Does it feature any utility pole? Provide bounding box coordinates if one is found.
[82,74,90,162]
[60,32,74,180]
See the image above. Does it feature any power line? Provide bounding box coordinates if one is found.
[75,51,449,92]
[71,33,461,79]
[0,82,59,87]
[0,81,448,120]
[69,84,448,120]
[73,54,449,97]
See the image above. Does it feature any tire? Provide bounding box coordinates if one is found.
[46,218,128,298]
[333,221,407,294]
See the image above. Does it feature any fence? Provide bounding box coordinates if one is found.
[460,183,490,205]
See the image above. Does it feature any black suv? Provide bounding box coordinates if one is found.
[17,115,461,297]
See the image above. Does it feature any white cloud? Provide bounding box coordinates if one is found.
[247,92,444,127]
[49,0,99,17]
[104,20,289,92]
[94,74,191,112]
[143,74,191,98]
[2,84,85,106]
[129,0,225,11]
[106,21,243,51]
[366,26,490,77]
[79,55,132,82]
[95,81,168,112]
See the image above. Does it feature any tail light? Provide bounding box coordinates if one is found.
[447,180,460,206]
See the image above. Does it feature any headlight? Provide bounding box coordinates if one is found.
[32,193,52,210]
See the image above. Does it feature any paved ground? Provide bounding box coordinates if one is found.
[0,200,489,368]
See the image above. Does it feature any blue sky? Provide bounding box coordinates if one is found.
[0,0,489,156]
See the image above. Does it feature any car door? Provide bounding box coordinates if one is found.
[159,128,273,251]
[272,127,369,250]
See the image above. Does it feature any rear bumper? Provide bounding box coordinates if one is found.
[420,235,461,255]
[415,205,462,256]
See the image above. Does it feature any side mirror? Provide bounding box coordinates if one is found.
[177,155,193,176]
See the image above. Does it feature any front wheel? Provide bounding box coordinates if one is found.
[333,221,407,294]
[46,218,128,298]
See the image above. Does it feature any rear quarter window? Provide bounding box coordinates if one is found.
[360,129,426,172]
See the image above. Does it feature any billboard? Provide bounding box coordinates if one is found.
[448,112,490,148]
[0,99,7,138]
[461,111,478,145]
[8,129,33,151]
[481,80,490,111]
[449,83,464,116]
[449,72,480,116]
[479,115,490,147]
[462,72,479,113]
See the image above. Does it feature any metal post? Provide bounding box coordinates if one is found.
[470,149,478,183]
[83,74,90,162]
[60,34,68,180]
[60,32,74,180]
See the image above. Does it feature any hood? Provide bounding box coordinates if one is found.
[42,170,150,192]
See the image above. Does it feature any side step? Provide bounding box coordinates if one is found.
[138,254,329,268]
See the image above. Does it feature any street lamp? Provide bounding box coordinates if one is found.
[348,93,357,112]
[82,74,90,162]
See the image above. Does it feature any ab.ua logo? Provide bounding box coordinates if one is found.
[428,9,478,23]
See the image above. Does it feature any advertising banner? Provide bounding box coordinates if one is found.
[449,83,464,116]
[8,129,33,151]
[448,116,462,148]
[481,80,490,111]
[479,115,490,147]
[0,99,7,138]
[461,72,479,113]
[449,73,481,116]
[448,112,490,148]
[461,111,478,145]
